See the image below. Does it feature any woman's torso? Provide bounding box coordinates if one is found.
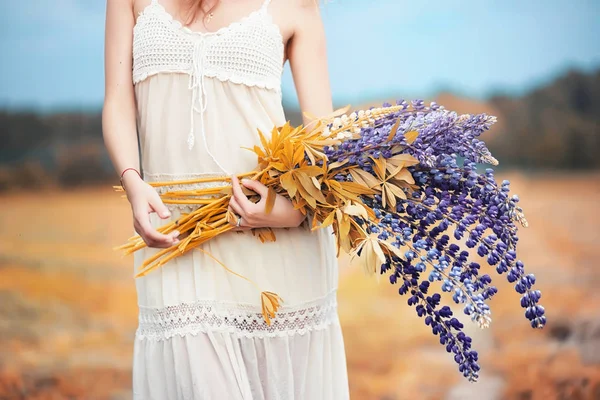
[132,0,287,178]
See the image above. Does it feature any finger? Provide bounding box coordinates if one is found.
[148,193,171,219]
[230,175,251,211]
[237,216,252,230]
[231,214,252,231]
[241,178,269,198]
[228,197,245,217]
[134,220,158,248]
[134,209,175,245]
[133,219,142,236]
[147,232,180,248]
[231,195,259,225]
[227,203,245,231]
[140,220,180,244]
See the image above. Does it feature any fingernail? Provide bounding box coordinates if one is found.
[241,178,249,184]
[173,230,180,237]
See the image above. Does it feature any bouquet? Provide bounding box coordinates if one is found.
[115,100,545,381]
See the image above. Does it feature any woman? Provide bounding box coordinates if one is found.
[103,0,349,398]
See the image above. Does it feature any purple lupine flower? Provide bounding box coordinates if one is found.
[321,101,544,381]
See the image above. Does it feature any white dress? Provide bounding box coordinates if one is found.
[130,1,350,399]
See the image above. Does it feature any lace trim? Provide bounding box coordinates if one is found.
[136,290,339,340]
[144,172,231,212]
[133,67,282,92]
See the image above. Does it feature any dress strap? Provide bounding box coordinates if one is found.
[260,0,272,13]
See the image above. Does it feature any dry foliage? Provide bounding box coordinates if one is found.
[114,104,417,324]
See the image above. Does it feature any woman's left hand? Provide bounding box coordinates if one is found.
[228,175,306,230]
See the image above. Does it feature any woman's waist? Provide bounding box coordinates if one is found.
[140,137,261,178]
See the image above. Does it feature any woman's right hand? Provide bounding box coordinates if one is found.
[122,172,180,248]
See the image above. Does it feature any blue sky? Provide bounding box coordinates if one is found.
[0,0,599,111]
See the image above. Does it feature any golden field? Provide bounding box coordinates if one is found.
[0,172,599,400]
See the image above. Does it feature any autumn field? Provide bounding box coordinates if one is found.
[0,172,599,400]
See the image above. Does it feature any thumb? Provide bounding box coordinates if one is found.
[241,178,268,197]
[149,194,171,219]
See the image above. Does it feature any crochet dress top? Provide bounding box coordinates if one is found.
[132,0,284,174]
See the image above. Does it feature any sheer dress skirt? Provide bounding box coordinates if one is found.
[132,206,349,400]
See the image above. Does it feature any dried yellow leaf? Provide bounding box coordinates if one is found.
[349,169,380,189]
[388,154,419,168]
[386,182,407,200]
[295,179,317,208]
[405,130,419,144]
[265,187,277,215]
[371,156,387,180]
[296,172,327,204]
[354,237,386,275]
[257,128,270,153]
[387,117,402,142]
[328,159,349,170]
[320,210,336,229]
[342,202,368,219]
[393,168,416,185]
[261,291,283,326]
[382,184,396,209]
[280,172,297,197]
[310,176,321,190]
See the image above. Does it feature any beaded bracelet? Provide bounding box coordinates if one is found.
[120,167,142,188]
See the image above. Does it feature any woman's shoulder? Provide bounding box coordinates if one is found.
[273,0,322,22]
[271,0,324,42]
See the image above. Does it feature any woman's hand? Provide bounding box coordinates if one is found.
[122,172,180,248]
[228,175,306,230]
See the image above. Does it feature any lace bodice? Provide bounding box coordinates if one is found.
[133,0,284,89]
[132,0,284,172]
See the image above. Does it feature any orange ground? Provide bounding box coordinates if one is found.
[0,171,599,399]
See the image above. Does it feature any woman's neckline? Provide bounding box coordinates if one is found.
[141,0,267,37]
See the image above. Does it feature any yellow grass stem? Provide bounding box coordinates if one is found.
[136,217,230,268]
[195,248,261,291]
[161,198,224,204]
[112,172,255,192]
[135,223,233,277]
[145,172,254,188]
[251,166,271,180]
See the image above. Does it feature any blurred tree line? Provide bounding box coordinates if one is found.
[0,112,111,191]
[0,69,598,192]
[489,69,599,169]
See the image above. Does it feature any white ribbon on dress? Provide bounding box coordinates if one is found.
[188,36,230,174]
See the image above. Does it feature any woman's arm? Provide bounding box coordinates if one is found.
[288,0,334,125]
[228,0,332,229]
[103,0,179,247]
[103,0,139,183]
